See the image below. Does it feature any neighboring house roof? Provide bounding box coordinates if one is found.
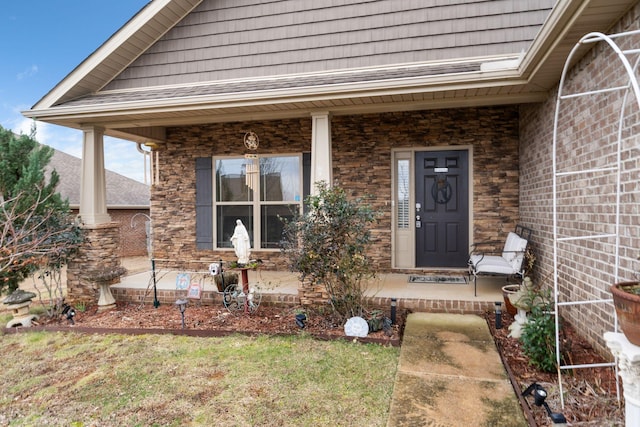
[23,0,638,144]
[47,148,150,209]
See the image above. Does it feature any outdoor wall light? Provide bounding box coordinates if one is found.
[61,303,76,325]
[390,298,397,324]
[522,383,567,425]
[143,141,159,150]
[175,298,188,329]
[495,301,503,329]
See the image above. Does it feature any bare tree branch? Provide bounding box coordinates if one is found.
[0,189,81,276]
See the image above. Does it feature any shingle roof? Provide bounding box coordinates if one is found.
[60,62,482,107]
[46,148,150,208]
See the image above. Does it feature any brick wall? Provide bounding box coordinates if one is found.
[108,287,496,316]
[71,208,150,257]
[110,209,150,257]
[519,3,640,355]
[151,106,519,274]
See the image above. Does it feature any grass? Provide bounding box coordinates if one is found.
[0,331,400,426]
[0,312,11,325]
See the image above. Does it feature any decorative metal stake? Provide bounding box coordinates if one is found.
[151,258,160,308]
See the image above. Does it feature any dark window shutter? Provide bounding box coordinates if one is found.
[303,152,311,212]
[195,157,213,249]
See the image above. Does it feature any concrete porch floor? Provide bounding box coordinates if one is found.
[115,257,508,313]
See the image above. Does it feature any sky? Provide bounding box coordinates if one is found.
[1,1,151,183]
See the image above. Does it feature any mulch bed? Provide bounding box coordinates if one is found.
[486,311,624,426]
[21,301,405,346]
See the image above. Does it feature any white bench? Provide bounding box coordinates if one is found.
[468,225,531,296]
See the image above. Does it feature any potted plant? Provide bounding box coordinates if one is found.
[610,282,640,346]
[610,256,640,346]
[502,277,534,316]
[502,248,537,316]
[502,283,521,316]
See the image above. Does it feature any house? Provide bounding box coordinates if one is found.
[22,0,640,356]
[47,148,150,257]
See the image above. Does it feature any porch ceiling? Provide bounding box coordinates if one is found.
[22,0,637,144]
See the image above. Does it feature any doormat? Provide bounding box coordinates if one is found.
[408,275,467,284]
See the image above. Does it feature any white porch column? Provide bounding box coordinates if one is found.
[79,126,111,225]
[604,332,640,426]
[310,112,333,194]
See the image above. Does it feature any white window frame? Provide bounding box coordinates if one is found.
[213,153,303,251]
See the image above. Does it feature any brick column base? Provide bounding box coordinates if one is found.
[66,223,123,306]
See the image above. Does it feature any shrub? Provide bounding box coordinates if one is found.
[280,182,380,322]
[520,289,558,372]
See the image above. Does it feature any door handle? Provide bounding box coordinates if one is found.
[415,215,421,228]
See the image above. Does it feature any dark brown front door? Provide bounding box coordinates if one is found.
[415,150,469,267]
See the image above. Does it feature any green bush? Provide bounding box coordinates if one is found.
[280,182,380,322]
[520,291,558,373]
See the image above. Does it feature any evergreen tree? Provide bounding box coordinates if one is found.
[0,125,81,294]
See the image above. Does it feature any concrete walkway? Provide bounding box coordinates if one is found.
[387,312,527,427]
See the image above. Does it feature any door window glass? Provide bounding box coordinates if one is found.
[397,159,409,229]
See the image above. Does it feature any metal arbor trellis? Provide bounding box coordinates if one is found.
[552,30,640,408]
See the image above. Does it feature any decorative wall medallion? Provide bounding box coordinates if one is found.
[244,131,259,150]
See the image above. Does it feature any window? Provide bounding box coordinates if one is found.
[214,154,303,250]
[397,159,410,229]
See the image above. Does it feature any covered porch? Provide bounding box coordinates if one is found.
[112,257,507,315]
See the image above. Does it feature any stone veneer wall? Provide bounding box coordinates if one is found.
[519,4,640,356]
[151,118,312,272]
[66,223,123,303]
[151,106,520,303]
[331,107,520,267]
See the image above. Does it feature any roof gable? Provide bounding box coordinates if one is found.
[106,0,554,90]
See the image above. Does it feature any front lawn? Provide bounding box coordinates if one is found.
[0,331,399,426]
